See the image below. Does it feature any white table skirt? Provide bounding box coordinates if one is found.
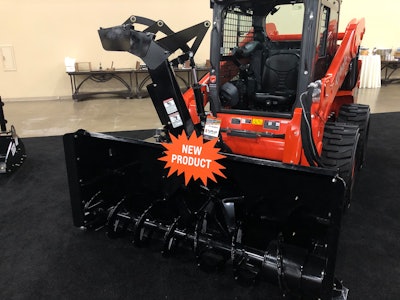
[359,55,381,88]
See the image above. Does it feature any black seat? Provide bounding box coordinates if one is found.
[254,50,299,110]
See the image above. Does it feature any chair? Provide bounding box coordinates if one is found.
[254,50,299,110]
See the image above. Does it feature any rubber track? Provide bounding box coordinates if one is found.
[337,103,370,137]
[321,122,359,184]
[337,103,370,169]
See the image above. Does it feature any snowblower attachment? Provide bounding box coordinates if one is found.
[0,97,26,174]
[64,129,347,299]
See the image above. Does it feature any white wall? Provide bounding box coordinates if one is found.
[339,0,400,50]
[0,0,398,100]
[0,0,211,99]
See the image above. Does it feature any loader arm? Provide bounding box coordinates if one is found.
[98,17,210,137]
[318,18,366,120]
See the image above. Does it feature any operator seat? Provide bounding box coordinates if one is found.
[254,50,299,111]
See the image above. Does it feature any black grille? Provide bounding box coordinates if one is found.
[222,8,253,55]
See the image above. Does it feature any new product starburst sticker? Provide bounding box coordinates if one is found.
[158,131,226,186]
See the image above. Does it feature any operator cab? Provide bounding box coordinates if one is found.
[209,0,339,117]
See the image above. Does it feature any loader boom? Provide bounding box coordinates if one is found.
[319,18,366,119]
[98,18,210,137]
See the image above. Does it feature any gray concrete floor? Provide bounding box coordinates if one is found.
[3,97,162,138]
[2,85,399,138]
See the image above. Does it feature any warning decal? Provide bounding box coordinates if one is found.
[163,98,178,114]
[169,112,184,128]
[159,131,226,186]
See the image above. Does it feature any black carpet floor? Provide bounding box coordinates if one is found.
[1,113,399,300]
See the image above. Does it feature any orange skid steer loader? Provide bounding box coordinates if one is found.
[63,1,369,298]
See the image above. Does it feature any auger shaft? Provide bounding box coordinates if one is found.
[109,208,328,299]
